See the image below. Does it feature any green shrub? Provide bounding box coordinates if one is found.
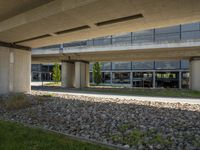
[93,62,102,85]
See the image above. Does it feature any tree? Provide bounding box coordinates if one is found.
[52,63,61,83]
[93,62,102,85]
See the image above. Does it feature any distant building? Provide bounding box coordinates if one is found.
[32,21,200,89]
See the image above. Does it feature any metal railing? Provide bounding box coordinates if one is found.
[33,23,200,52]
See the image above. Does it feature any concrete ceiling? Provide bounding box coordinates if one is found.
[0,0,200,48]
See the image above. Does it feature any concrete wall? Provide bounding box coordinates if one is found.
[0,46,31,94]
[61,62,75,88]
[190,58,200,91]
[74,62,89,88]
[0,47,10,94]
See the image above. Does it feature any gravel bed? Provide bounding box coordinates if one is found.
[0,91,200,150]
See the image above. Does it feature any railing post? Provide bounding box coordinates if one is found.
[93,39,95,46]
[180,25,182,40]
[153,29,156,42]
[131,32,133,44]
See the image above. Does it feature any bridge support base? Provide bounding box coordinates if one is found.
[61,62,75,88]
[61,61,89,89]
[0,46,31,94]
[190,57,200,91]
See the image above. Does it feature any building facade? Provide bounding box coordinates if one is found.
[32,21,200,89]
[89,60,189,89]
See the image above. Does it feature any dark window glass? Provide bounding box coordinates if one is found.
[132,61,154,70]
[49,66,53,72]
[182,72,190,89]
[32,72,41,81]
[112,62,132,70]
[132,72,153,87]
[155,61,180,69]
[156,72,179,88]
[41,65,49,72]
[102,72,111,83]
[90,63,94,71]
[90,72,93,83]
[181,60,189,69]
[101,62,111,70]
[112,72,130,84]
[32,64,41,71]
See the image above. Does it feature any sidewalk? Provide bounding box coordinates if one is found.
[32,86,200,105]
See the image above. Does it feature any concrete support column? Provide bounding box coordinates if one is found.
[74,61,89,88]
[110,72,113,85]
[153,71,156,88]
[179,71,182,89]
[130,72,133,87]
[61,62,75,88]
[190,57,200,91]
[0,46,31,94]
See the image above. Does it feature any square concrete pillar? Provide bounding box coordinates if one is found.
[190,57,200,91]
[61,62,75,88]
[74,61,89,88]
[0,46,31,94]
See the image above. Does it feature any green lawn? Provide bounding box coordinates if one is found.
[83,87,200,98]
[44,82,61,86]
[0,120,111,150]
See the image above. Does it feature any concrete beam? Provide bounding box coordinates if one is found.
[0,41,31,51]
[1,0,200,47]
[0,0,97,32]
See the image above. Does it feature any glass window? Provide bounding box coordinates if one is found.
[132,61,154,70]
[90,72,93,83]
[42,65,49,72]
[49,66,53,72]
[155,60,180,69]
[132,72,153,87]
[102,72,111,83]
[182,72,189,89]
[112,72,130,84]
[90,63,94,71]
[32,72,41,81]
[101,62,111,70]
[181,60,189,69]
[32,64,41,71]
[112,62,132,70]
[156,72,179,88]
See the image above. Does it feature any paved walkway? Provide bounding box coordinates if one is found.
[32,86,200,105]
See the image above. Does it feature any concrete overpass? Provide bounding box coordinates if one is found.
[1,0,200,94]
